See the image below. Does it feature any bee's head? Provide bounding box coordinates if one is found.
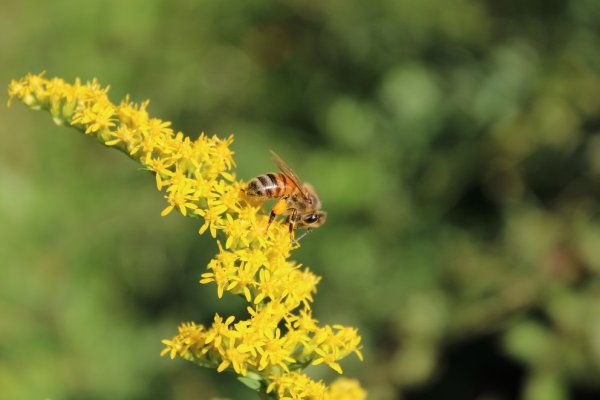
[301,183,321,209]
[299,211,327,228]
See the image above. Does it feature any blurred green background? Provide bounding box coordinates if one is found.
[2,0,600,399]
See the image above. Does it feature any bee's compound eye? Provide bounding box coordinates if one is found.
[304,214,319,224]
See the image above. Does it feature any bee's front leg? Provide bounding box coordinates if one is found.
[286,208,298,239]
[293,229,312,244]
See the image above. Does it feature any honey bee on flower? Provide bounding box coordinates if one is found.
[244,151,327,242]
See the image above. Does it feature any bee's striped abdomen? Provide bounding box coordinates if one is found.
[246,172,294,199]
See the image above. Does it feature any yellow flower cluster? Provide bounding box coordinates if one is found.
[8,73,365,399]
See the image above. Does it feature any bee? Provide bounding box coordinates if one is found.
[244,151,326,242]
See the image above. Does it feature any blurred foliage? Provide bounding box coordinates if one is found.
[2,0,600,399]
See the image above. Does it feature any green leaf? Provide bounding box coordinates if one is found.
[238,375,261,391]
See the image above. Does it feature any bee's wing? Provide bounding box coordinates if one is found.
[270,150,308,199]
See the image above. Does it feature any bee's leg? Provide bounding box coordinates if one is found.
[267,211,276,230]
[266,197,288,232]
[287,208,298,239]
[293,229,312,244]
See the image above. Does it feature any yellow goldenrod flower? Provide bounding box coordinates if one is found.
[328,378,368,400]
[267,372,328,399]
[256,328,295,372]
[72,101,116,134]
[8,73,365,399]
[196,204,228,237]
[313,348,344,375]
